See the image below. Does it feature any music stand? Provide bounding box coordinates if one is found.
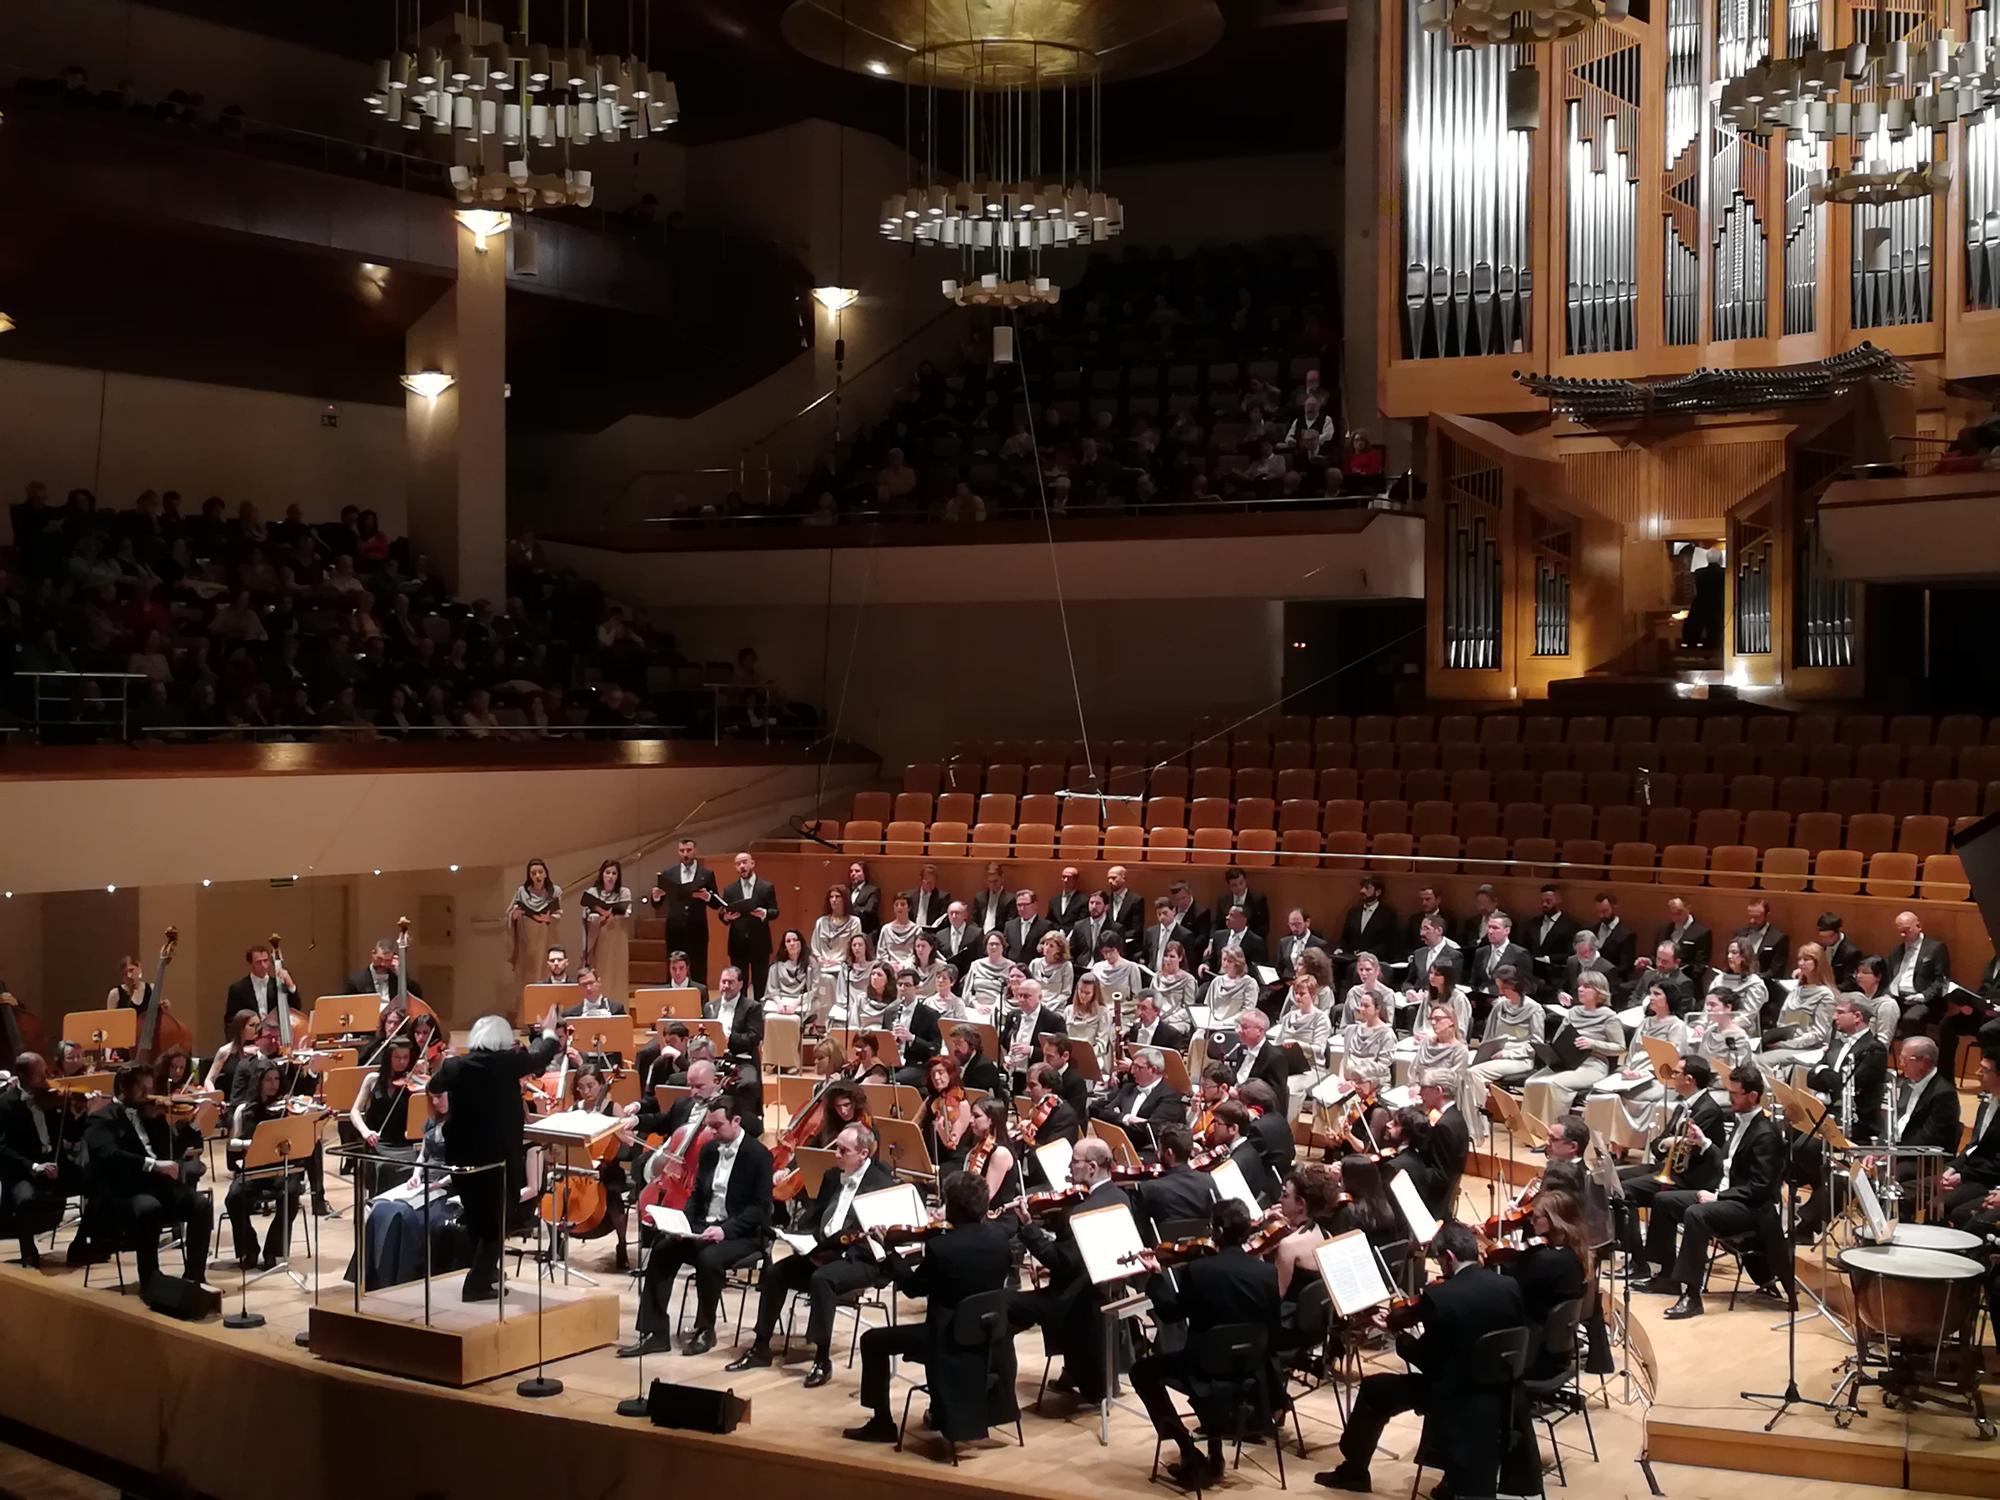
[63,1008,136,1061]
[792,1147,842,1200]
[873,1116,935,1183]
[1482,1081,1527,1214]
[631,987,706,1023]
[862,1083,923,1121]
[319,1067,369,1114]
[765,1015,804,1072]
[1767,1076,1856,1345]
[520,1111,625,1399]
[1068,1044,1103,1086]
[868,1031,904,1070]
[310,996,382,1040]
[225,1110,325,1329]
[653,1084,691,1120]
[961,1021,1000,1062]
[1089,1118,1143,1170]
[524,1111,624,1290]
[1155,1048,1191,1094]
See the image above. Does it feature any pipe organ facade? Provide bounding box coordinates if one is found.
[1378,0,2000,419]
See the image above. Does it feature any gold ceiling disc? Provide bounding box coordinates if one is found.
[780,0,1224,88]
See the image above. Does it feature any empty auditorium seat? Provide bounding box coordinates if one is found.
[1692,808,1743,848]
[851,791,893,823]
[1644,807,1692,847]
[1405,769,1448,803]
[968,822,1012,857]
[1609,841,1658,881]
[1523,716,1564,745]
[927,821,970,857]
[1711,745,1759,780]
[1057,825,1099,859]
[1152,766,1190,800]
[1526,744,1571,775]
[1887,714,1933,748]
[1854,744,1902,781]
[1680,773,1726,810]
[936,791,976,824]
[1559,838,1607,876]
[1897,814,1950,857]
[1875,778,1927,820]
[842,818,884,853]
[1614,741,1658,773]
[1661,744,1708,776]
[1932,779,1981,820]
[1273,741,1312,772]
[1741,809,1792,851]
[1611,715,1654,745]
[1439,715,1479,743]
[1542,771,1584,805]
[1864,851,1919,899]
[1059,795,1100,828]
[1367,799,1411,837]
[878,819,923,856]
[1572,743,1617,776]
[1700,717,1744,747]
[902,763,943,795]
[1355,715,1394,743]
[1776,776,1825,814]
[1191,766,1232,800]
[1449,770,1493,804]
[1396,744,1440,773]
[1708,845,1759,890]
[1313,742,1355,772]
[1938,714,1985,749]
[1146,795,1187,829]
[1501,802,1547,841]
[1025,763,1065,795]
[1727,774,1775,813]
[1745,716,1791,748]
[1360,768,1402,802]
[1757,744,1805,779]
[1278,798,1321,833]
[1101,825,1146,860]
[1322,799,1365,836]
[1103,795,1142,826]
[1014,823,1057,858]
[1324,830,1370,864]
[1318,768,1360,802]
[1598,805,1643,845]
[1237,828,1279,867]
[1586,773,1631,810]
[892,792,933,823]
[1236,796,1277,831]
[1479,716,1522,745]
[1656,716,1698,745]
[1806,744,1854,780]
[1548,804,1595,843]
[1189,796,1231,829]
[1792,810,1842,856]
[1905,745,1957,783]
[1458,802,1501,840]
[1813,848,1865,895]
[1275,768,1317,802]
[1019,793,1059,825]
[1566,716,1607,745]
[1371,832,1415,871]
[1512,837,1559,877]
[1844,812,1896,857]
[1463,835,1510,872]
[1278,829,1324,867]
[1412,800,1455,838]
[1826,778,1875,817]
[1658,844,1708,883]
[1441,742,1483,773]
[1189,827,1233,866]
[1416,833,1463,872]
[1838,714,1884,747]
[1147,826,1189,863]
[1759,847,1809,892]
[1236,770,1277,803]
[1313,716,1353,744]
[1920,853,1971,900]
[985,764,1025,797]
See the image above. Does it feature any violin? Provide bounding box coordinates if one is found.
[930,1084,969,1152]
[1118,1208,1292,1269]
[1479,1175,1542,1242]
[1016,1182,1087,1220]
[1016,1093,1059,1148]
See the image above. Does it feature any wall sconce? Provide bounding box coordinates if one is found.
[0,313,14,334]
[453,209,511,252]
[400,369,456,399]
[811,286,859,313]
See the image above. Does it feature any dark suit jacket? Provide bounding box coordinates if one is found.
[1809,1031,1889,1143]
[1004,915,1055,966]
[1467,941,1534,995]
[1823,936,1863,991]
[431,1033,562,1167]
[1340,902,1400,959]
[1648,1090,1729,1191]
[1952,1094,2000,1186]
[1734,924,1791,980]
[1132,1165,1220,1237]
[1887,936,1954,1009]
[689,1132,775,1239]
[1715,1111,1785,1208]
[881,1220,1018,1441]
[848,881,881,935]
[1402,1266,1529,1479]
[1273,931,1332,982]
[1249,1110,1296,1178]
[900,885,954,932]
[1592,920,1637,980]
[1221,890,1271,943]
[967,890,1012,934]
[1175,903,1214,956]
[83,1107,180,1200]
[799,1158,898,1255]
[1103,889,1147,950]
[1559,954,1613,997]
[936,921,983,976]
[1893,1071,1963,1153]
[1626,968,1695,1015]
[1404,908,1457,952]
[1222,1041,1291,1116]
[1526,911,1579,966]
[654,862,719,942]
[1148,1247,1282,1411]
[0,1091,60,1181]
[884,998,944,1067]
[1203,927,1268,977]
[224,974,298,1026]
[1654,919,1714,973]
[1068,915,1119,964]
[1030,1098,1083,1150]
[706,993,764,1059]
[1504,1243,1587,1379]
[1049,1063,1090,1122]
[1124,1019,1190,1054]
[1047,891,1090,932]
[1001,1005,1068,1072]
[1020,1179,1126,1296]
[1430,1102,1471,1184]
[961,1054,1009,1098]
[720,877,780,960]
[1226,1135,1280,1205]
[1091,1079,1188,1131]
[1143,921,1199,975]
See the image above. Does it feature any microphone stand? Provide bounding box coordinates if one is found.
[1740,1099,1862,1430]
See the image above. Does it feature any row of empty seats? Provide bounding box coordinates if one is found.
[940,711,2000,767]
[918,739,2000,785]
[886,770,1997,821]
[808,817,1971,900]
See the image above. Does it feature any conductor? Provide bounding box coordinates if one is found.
[426,1005,562,1301]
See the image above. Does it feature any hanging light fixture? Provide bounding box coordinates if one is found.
[811,286,860,313]
[400,369,457,399]
[1715,0,1974,203]
[453,208,514,250]
[0,313,14,334]
[367,0,679,212]
[783,1,1222,305]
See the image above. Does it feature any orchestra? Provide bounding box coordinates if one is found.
[3,862,1997,1498]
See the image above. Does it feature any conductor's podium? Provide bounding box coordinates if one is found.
[310,1276,618,1387]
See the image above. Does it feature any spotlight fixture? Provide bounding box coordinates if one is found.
[811,286,860,313]
[453,208,512,251]
[0,313,14,334]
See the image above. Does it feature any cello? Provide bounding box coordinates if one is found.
[0,986,48,1065]
[770,1080,835,1203]
[637,1112,714,1216]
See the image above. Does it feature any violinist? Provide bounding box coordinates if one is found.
[225,1059,310,1269]
[1091,1047,1187,1142]
[962,1098,1021,1206]
[345,1035,421,1195]
[1384,1107,1447,1217]
[0,1053,81,1267]
[924,1056,972,1167]
[1312,1220,1530,1498]
[52,1040,90,1081]
[843,1033,891,1086]
[1502,1188,1590,1379]
[1127,1125,1218,1239]
[154,1047,198,1099]
[204,1011,261,1100]
[1334,1154,1403,1247]
[1273,1163,1349,1299]
[1130,1199,1283,1489]
[1037,1035,1091,1121]
[239,1016,332,1217]
[843,1169,1017,1446]
[225,942,296,1031]
[82,1062,212,1292]
[1209,1101,1278,1206]
[727,1123,896,1387]
[1417,1067,1471,1199]
[1237,1080,1298,1183]
[1019,1063,1082,1156]
[947,1026,1008,1098]
[1012,1137,1130,1405]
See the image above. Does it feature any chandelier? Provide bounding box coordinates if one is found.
[1714,4,1986,203]
[364,0,678,211]
[782,1,1222,302]
[1417,0,1629,46]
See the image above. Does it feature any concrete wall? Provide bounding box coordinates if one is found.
[0,358,407,542]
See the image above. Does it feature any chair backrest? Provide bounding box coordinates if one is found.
[1471,1325,1532,1387]
[851,790,893,823]
[883,820,926,856]
[1535,1296,1586,1370]
[951,1287,1011,1349]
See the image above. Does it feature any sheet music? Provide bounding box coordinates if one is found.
[1388,1170,1439,1245]
[1314,1229,1396,1317]
[771,1229,819,1259]
[1851,1165,1890,1243]
[1309,1073,1353,1107]
[1207,1157,1263,1216]
[530,1108,622,1145]
[644,1205,695,1237]
[1035,1137,1074,1190]
[1254,964,1279,986]
[1069,1202,1148,1286]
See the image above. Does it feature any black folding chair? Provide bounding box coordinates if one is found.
[896,1288,1025,1464]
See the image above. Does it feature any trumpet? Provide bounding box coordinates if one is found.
[1653,1124,1697,1186]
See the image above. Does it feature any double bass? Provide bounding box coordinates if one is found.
[135,927,189,1061]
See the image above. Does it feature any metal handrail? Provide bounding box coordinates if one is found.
[630,484,1415,528]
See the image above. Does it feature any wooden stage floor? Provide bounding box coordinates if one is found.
[3,1167,1996,1500]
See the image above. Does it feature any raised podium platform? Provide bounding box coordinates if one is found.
[309,1276,619,1386]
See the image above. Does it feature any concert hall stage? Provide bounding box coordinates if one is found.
[2,1172,1995,1500]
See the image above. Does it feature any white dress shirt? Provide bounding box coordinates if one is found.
[704,1137,742,1224]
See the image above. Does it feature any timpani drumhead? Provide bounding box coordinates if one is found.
[1887,1223,1983,1254]
[1838,1244,1983,1280]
